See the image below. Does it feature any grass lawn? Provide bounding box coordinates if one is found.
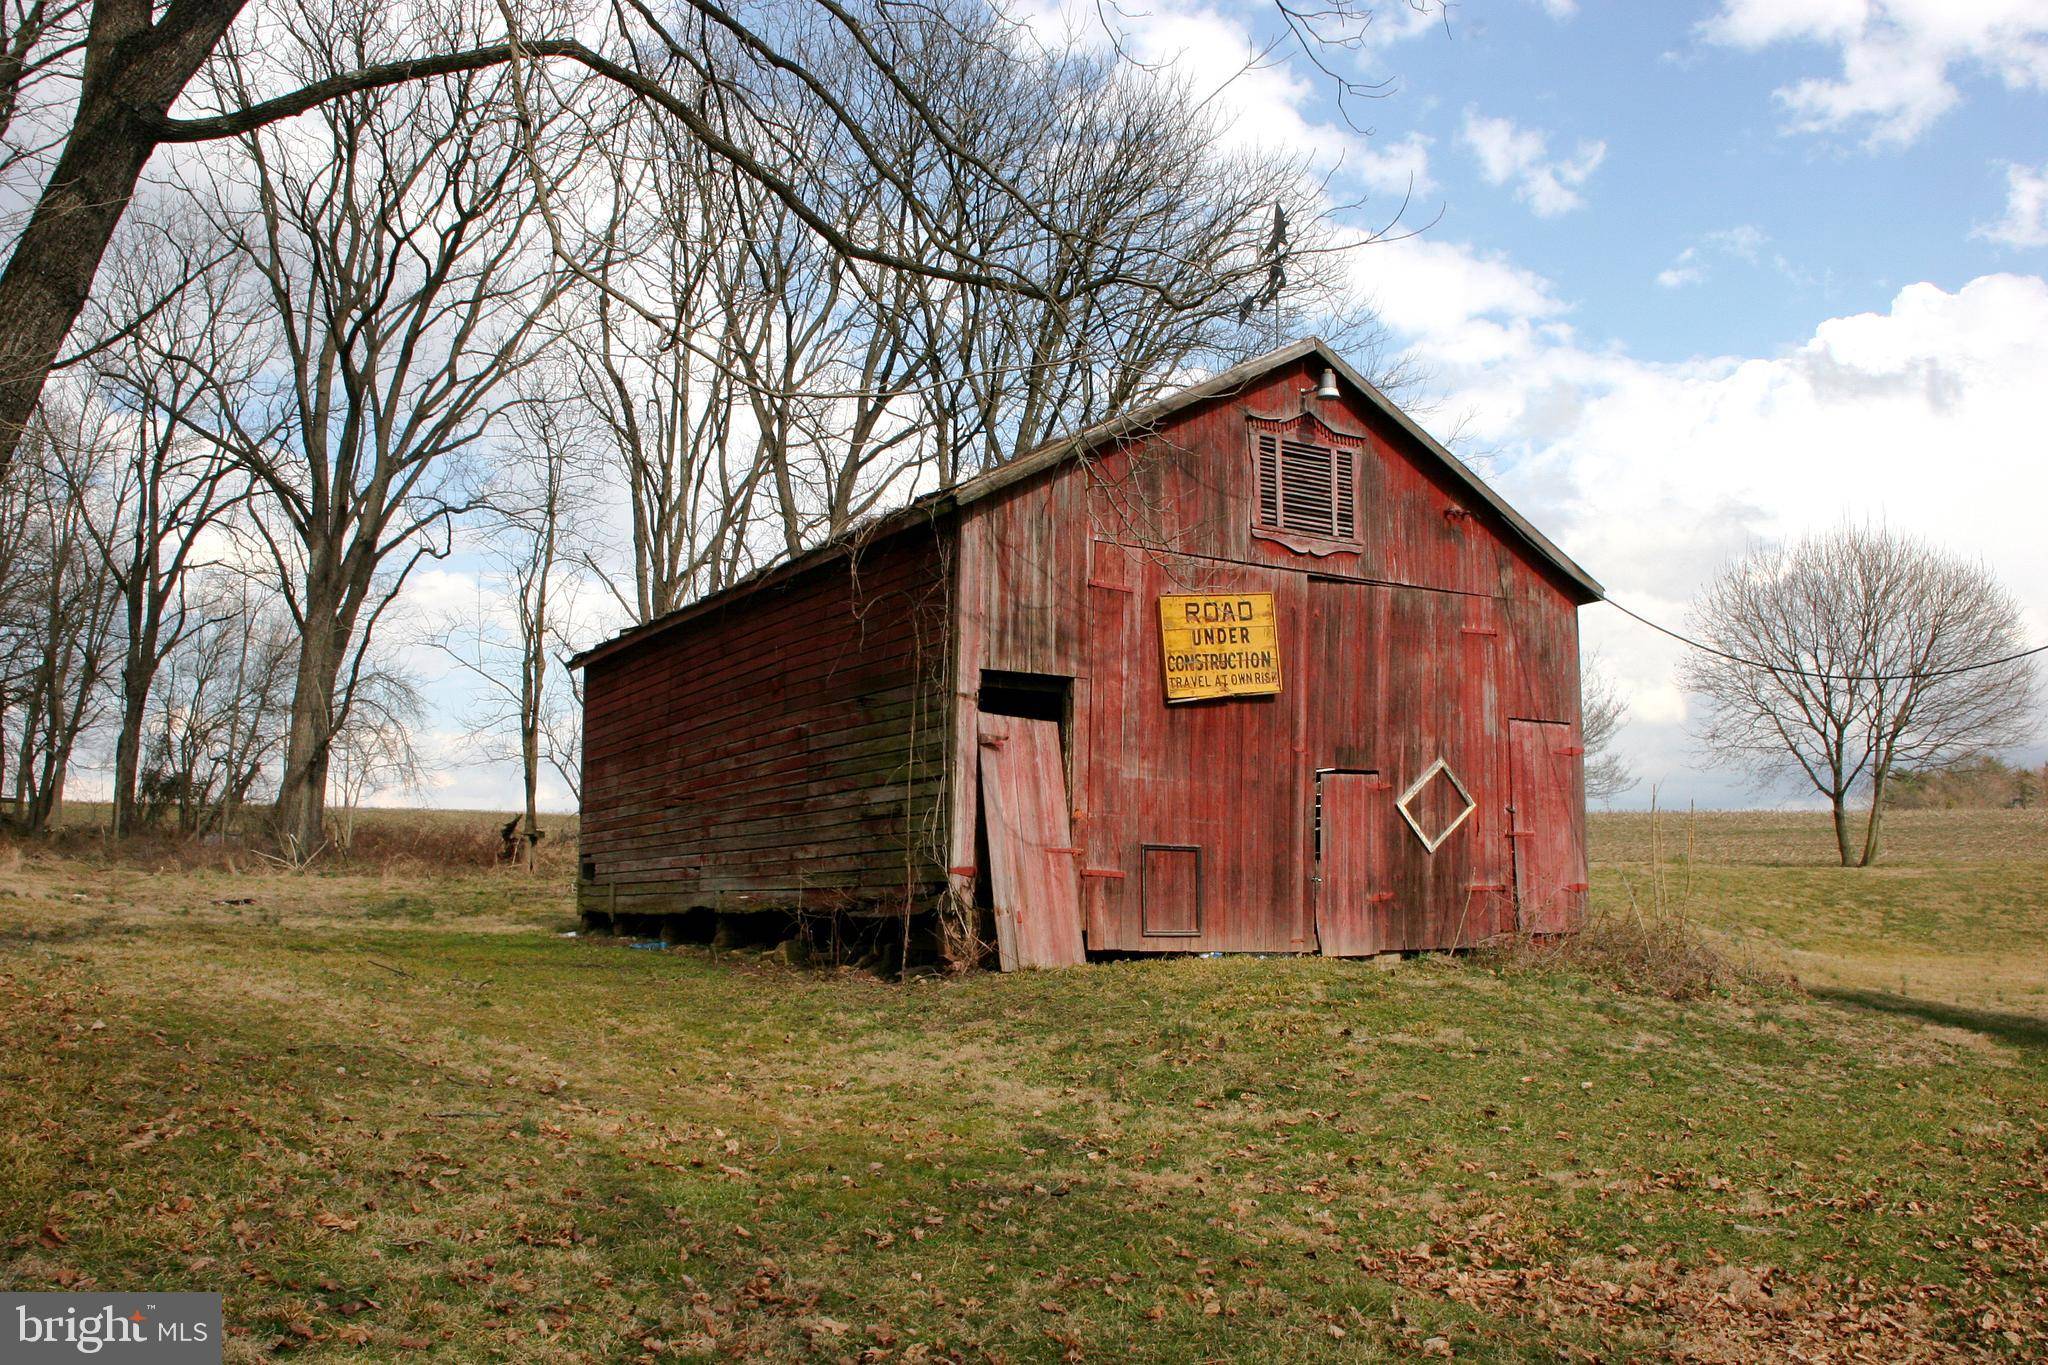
[2,810,2044,1361]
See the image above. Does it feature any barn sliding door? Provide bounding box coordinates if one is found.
[1508,719,1588,935]
[977,714,1086,970]
[1315,770,1389,956]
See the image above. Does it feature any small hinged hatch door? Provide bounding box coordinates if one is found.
[1508,718,1588,935]
[1315,770,1389,956]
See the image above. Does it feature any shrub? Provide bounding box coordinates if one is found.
[1483,907,1791,1003]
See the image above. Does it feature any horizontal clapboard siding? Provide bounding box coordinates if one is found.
[579,527,952,914]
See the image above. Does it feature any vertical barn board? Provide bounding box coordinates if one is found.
[1509,719,1587,935]
[947,512,989,911]
[978,714,1086,969]
[1315,770,1387,955]
[1084,561,1134,945]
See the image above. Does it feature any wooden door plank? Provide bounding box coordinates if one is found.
[1509,719,1586,934]
[979,714,1086,969]
[1315,770,1385,956]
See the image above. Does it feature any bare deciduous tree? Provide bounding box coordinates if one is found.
[428,367,589,869]
[1581,653,1635,805]
[136,570,296,834]
[326,661,425,854]
[1683,524,2040,866]
[0,393,120,830]
[558,104,771,620]
[0,0,1439,484]
[187,0,572,855]
[566,9,1399,625]
[79,214,255,835]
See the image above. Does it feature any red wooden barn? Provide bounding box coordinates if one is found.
[571,339,1603,969]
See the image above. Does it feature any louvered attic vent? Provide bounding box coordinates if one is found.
[1254,430,1357,540]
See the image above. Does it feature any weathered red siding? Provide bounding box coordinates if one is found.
[577,344,1593,960]
[578,529,951,919]
[947,354,1587,955]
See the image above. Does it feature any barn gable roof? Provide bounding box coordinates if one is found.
[571,338,1601,670]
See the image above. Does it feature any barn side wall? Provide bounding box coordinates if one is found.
[578,525,954,923]
[948,355,1587,955]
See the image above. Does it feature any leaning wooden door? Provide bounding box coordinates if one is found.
[978,714,1086,970]
[1315,770,1389,956]
[1508,719,1588,935]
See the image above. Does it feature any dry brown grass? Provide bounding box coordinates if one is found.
[1590,805,2048,867]
[1589,807,2048,1023]
[1484,905,1791,1002]
[18,803,581,877]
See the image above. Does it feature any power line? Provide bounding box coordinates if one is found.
[1601,598,2048,685]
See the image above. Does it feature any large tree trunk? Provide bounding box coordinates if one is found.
[1859,773,1889,868]
[1829,794,1855,868]
[272,601,345,856]
[109,582,156,837]
[0,0,245,480]
[522,719,540,873]
[110,662,149,836]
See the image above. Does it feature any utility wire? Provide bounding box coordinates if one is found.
[1601,599,2048,685]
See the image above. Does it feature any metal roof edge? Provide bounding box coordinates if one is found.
[1315,345,1605,603]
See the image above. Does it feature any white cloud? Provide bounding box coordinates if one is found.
[1656,249,1708,289]
[1354,231,2048,804]
[1976,161,2048,249]
[1653,225,1779,288]
[1459,110,1606,217]
[1702,0,2048,147]
[1008,0,1437,211]
[1702,224,1768,261]
[1354,131,1436,201]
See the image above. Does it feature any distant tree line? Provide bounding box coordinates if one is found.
[1887,757,2047,811]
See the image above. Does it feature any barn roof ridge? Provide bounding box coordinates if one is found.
[570,337,1601,670]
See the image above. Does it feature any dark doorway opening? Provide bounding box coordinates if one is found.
[978,669,1070,722]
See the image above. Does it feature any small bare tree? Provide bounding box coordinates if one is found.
[1684,525,2040,866]
[325,662,424,854]
[137,571,297,835]
[427,366,589,869]
[79,213,256,835]
[1581,654,1636,805]
[0,394,122,831]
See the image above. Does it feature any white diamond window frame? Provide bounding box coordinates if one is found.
[1395,758,1476,853]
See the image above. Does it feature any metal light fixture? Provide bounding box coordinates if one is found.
[1315,367,1341,399]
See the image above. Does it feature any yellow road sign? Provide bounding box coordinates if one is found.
[1158,593,1282,702]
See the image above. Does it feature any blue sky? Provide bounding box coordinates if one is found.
[1340,2,2045,365]
[1199,0,2048,809]
[392,0,2048,812]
